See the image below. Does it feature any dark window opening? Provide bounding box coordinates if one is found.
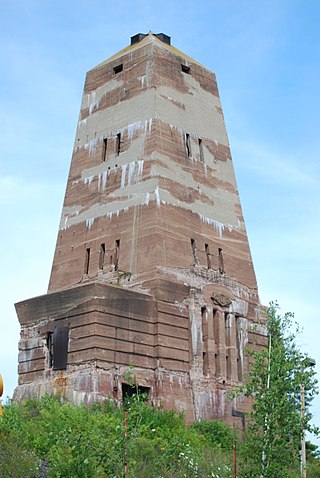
[47,332,53,368]
[225,313,230,346]
[236,316,243,382]
[226,354,231,380]
[199,138,204,162]
[213,310,219,376]
[202,306,209,375]
[113,64,123,74]
[114,239,120,271]
[116,133,121,155]
[122,383,150,402]
[191,238,199,265]
[215,352,220,377]
[218,248,225,274]
[205,243,211,269]
[99,243,106,270]
[52,326,69,371]
[225,313,231,380]
[102,138,107,161]
[181,64,190,74]
[203,352,208,375]
[185,133,191,157]
[84,248,90,275]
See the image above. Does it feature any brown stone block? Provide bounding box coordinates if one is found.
[116,327,155,346]
[18,348,44,363]
[159,359,190,372]
[68,348,100,364]
[157,300,189,318]
[115,338,155,357]
[158,323,189,339]
[69,336,116,353]
[114,352,155,369]
[71,323,98,338]
[145,279,190,303]
[96,313,156,334]
[157,346,189,362]
[158,334,189,351]
[18,358,45,374]
[157,311,189,329]
[18,338,43,350]
[18,370,43,384]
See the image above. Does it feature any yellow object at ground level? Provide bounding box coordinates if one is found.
[0,373,3,416]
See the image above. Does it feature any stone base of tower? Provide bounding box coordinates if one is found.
[14,280,264,427]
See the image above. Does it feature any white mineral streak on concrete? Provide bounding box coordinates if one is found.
[120,160,144,188]
[150,152,240,229]
[155,186,160,205]
[144,192,150,205]
[127,161,135,185]
[59,205,81,230]
[138,159,144,176]
[121,163,127,188]
[230,299,249,317]
[156,78,229,147]
[102,171,108,191]
[83,175,94,185]
[59,179,159,229]
[138,75,145,86]
[85,217,95,229]
[159,188,239,232]
[84,138,98,156]
[76,89,156,149]
[81,78,123,112]
[237,317,249,366]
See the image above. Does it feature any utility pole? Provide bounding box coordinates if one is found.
[301,358,316,478]
[301,383,306,478]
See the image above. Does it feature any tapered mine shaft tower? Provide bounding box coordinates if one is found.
[15,33,265,425]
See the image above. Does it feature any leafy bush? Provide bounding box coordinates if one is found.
[0,395,235,478]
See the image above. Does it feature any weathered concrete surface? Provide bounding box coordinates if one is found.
[15,33,265,426]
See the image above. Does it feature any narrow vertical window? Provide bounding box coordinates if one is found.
[218,248,225,274]
[102,138,107,161]
[116,133,121,155]
[191,238,199,265]
[84,248,90,275]
[185,133,191,157]
[236,316,243,382]
[114,239,120,271]
[47,332,53,368]
[99,243,105,270]
[202,306,208,375]
[199,138,204,162]
[53,326,69,371]
[213,309,220,376]
[205,244,211,269]
[225,313,231,380]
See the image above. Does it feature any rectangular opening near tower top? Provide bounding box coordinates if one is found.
[113,64,123,74]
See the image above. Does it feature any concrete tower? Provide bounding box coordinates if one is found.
[15,33,265,425]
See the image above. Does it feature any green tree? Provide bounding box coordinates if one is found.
[236,303,318,478]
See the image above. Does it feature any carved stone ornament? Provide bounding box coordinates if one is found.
[211,293,232,307]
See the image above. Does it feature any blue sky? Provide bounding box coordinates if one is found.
[1,0,319,441]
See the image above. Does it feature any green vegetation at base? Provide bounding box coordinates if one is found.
[0,394,319,478]
[0,395,234,478]
[1,303,319,477]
